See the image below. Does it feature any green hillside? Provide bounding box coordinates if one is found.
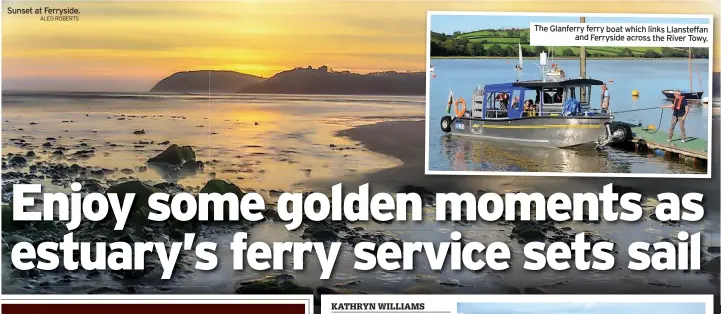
[430,29,710,59]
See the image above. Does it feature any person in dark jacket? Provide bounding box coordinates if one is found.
[660,90,690,143]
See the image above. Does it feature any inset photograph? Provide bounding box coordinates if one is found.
[426,12,713,177]
[457,302,707,314]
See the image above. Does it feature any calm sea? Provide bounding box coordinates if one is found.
[428,58,712,174]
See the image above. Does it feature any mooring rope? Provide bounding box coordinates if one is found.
[611,106,665,134]
[645,109,664,134]
[612,106,661,114]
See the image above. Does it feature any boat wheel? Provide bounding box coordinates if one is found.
[440,116,452,133]
[611,123,632,142]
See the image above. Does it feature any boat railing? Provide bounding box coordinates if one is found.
[472,87,485,113]
[484,106,518,118]
[472,87,484,102]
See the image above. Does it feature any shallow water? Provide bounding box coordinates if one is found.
[1,92,718,295]
[1,92,422,193]
[428,59,711,174]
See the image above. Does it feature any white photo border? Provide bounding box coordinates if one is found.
[322,294,714,314]
[424,11,715,179]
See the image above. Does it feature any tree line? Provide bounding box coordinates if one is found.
[430,31,710,59]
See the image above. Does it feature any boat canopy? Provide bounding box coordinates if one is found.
[512,78,605,89]
[478,78,604,119]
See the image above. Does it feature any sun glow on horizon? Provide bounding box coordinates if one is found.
[2,0,719,91]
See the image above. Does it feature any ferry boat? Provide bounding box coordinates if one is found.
[440,49,631,148]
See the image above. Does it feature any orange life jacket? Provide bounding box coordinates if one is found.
[673,96,686,111]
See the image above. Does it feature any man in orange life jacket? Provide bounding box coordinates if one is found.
[600,84,610,113]
[660,90,690,143]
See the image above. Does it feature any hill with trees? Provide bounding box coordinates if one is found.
[430,29,710,59]
[150,66,425,95]
[238,66,424,95]
[150,70,265,93]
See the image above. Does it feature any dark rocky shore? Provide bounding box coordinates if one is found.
[2,140,404,299]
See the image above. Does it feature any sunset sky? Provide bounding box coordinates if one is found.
[2,0,720,92]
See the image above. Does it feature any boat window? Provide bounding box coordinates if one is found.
[522,98,537,117]
[510,91,521,110]
[486,92,495,109]
[579,85,590,106]
[567,87,576,99]
[506,90,523,118]
[554,88,564,103]
[497,92,510,111]
[483,91,515,118]
[485,92,496,118]
[543,88,560,104]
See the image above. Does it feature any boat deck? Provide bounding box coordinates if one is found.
[619,126,709,169]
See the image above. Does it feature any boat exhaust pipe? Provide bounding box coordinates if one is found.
[605,122,613,139]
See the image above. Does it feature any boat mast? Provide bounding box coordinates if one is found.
[580,16,587,104]
[517,43,523,81]
[580,17,586,79]
[540,51,548,82]
[550,47,553,65]
[689,47,693,92]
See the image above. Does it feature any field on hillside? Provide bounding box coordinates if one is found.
[460,29,662,56]
[431,28,710,58]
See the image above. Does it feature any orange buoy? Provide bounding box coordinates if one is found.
[454,97,466,118]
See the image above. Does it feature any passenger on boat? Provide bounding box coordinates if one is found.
[523,99,534,110]
[600,84,610,113]
[511,96,520,109]
[497,93,510,110]
[553,88,564,103]
[660,90,689,143]
[523,99,537,116]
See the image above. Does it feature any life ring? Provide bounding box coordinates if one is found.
[454,97,466,118]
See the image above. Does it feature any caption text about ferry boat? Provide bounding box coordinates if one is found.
[530,23,711,47]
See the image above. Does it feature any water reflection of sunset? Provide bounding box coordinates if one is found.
[226,108,281,123]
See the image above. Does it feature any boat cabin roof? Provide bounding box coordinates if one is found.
[483,78,605,92]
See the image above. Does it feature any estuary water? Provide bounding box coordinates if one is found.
[428,58,712,174]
